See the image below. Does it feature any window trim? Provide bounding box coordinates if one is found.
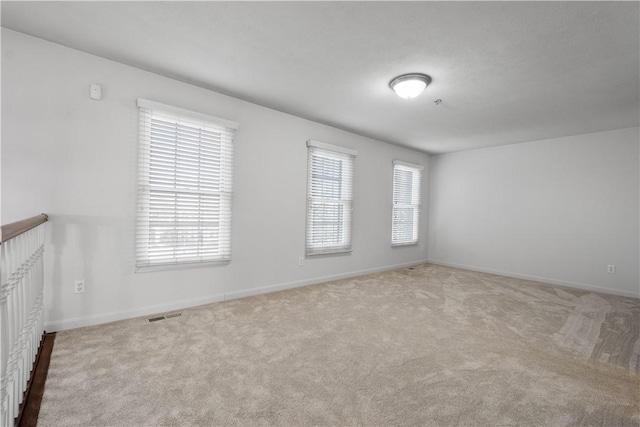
[135,98,237,272]
[305,140,357,257]
[306,139,358,157]
[391,160,423,247]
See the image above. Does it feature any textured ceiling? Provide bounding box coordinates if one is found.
[2,1,639,154]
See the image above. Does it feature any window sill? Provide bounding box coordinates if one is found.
[391,242,419,248]
[136,259,230,273]
[305,249,352,258]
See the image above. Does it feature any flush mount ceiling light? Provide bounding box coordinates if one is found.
[389,73,432,99]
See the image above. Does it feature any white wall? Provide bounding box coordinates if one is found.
[428,127,640,298]
[1,30,430,331]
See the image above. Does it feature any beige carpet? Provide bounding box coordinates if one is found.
[39,264,639,426]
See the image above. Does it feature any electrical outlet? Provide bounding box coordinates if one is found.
[298,257,304,266]
[74,280,85,294]
[607,265,615,274]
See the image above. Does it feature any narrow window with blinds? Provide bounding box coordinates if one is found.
[136,99,238,270]
[306,140,357,256]
[392,161,423,246]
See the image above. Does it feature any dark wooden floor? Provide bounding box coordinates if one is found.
[16,333,56,427]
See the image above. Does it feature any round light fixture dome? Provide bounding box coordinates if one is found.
[389,73,432,99]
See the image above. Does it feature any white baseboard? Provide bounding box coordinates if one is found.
[426,259,640,299]
[45,259,428,332]
[45,293,225,332]
[224,259,427,301]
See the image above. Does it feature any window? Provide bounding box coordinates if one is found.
[136,99,238,269]
[306,140,357,256]
[392,161,422,246]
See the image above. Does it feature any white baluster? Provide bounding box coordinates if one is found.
[0,221,47,425]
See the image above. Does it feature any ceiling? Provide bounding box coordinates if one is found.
[2,1,638,154]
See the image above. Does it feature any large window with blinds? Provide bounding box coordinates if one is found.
[136,99,238,269]
[305,140,357,256]
[391,161,423,246]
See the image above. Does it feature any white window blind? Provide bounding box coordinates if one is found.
[136,99,237,269]
[306,140,357,256]
[392,161,423,246]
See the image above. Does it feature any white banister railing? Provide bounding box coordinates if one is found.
[0,214,48,427]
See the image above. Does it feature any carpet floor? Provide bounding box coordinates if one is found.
[38,264,639,426]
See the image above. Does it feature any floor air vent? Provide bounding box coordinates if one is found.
[148,313,182,322]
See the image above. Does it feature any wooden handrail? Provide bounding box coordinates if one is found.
[1,214,48,243]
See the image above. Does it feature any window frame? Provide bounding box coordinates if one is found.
[391,160,423,247]
[305,140,357,257]
[135,98,238,271]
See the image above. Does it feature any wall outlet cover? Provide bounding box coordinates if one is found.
[74,280,85,293]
